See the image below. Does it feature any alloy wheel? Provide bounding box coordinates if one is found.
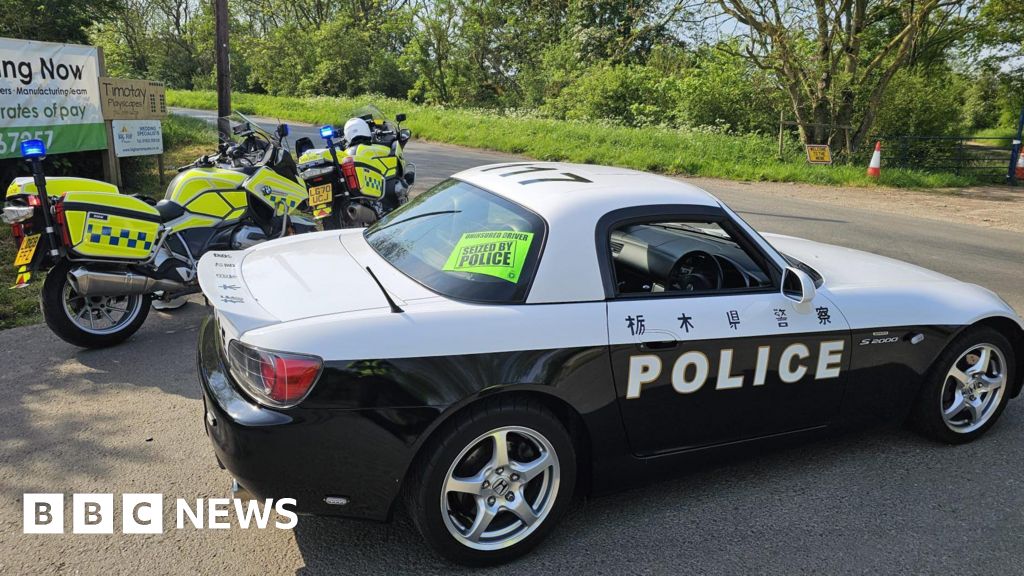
[940,343,1007,434]
[61,282,143,335]
[440,425,560,551]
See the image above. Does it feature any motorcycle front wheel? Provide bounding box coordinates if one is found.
[41,260,151,349]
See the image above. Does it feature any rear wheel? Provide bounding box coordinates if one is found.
[405,397,576,565]
[41,260,150,348]
[911,326,1015,443]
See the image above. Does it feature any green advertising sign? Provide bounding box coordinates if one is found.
[0,38,107,160]
[443,230,535,283]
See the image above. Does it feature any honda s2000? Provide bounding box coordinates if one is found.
[195,162,1022,564]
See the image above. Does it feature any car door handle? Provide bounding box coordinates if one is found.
[640,340,678,350]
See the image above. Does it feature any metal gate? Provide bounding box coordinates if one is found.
[884,136,1015,183]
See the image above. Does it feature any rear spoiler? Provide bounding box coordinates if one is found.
[197,250,279,336]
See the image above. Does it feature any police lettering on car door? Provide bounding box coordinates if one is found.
[625,340,845,399]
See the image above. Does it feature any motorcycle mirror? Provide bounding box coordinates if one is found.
[395,113,407,123]
[295,137,314,157]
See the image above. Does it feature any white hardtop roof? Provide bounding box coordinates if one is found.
[452,162,727,303]
[453,162,721,220]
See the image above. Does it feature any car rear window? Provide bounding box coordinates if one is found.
[365,179,546,303]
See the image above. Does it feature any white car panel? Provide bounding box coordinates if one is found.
[241,299,610,361]
[768,233,1024,331]
[195,164,1023,365]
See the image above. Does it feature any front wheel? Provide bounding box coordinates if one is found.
[41,260,151,348]
[911,326,1015,443]
[405,397,576,565]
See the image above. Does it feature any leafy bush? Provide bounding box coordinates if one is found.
[543,63,682,126]
[675,48,782,134]
[872,70,969,138]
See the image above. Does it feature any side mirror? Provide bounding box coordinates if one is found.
[395,113,407,123]
[294,137,314,157]
[782,266,816,304]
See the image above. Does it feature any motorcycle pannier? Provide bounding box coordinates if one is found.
[61,191,162,260]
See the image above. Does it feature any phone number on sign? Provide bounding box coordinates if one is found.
[0,131,55,155]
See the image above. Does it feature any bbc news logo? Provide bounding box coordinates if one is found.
[23,494,297,534]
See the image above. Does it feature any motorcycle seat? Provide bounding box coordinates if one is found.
[155,200,185,222]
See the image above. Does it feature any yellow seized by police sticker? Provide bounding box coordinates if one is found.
[14,234,40,267]
[443,231,534,283]
[308,184,332,207]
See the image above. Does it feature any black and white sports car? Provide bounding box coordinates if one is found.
[196,162,1022,564]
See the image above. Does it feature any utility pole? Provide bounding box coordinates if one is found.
[214,0,231,139]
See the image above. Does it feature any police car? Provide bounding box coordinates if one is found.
[196,162,1022,564]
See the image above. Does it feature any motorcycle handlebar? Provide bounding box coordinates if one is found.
[177,153,221,172]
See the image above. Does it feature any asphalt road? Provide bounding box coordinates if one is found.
[1,109,1022,575]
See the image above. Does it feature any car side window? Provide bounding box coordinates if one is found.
[610,219,774,296]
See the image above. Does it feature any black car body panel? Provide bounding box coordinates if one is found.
[199,314,978,522]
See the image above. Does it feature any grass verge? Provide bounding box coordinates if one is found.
[169,89,976,189]
[0,114,218,329]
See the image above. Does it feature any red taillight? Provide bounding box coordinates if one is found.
[227,340,322,407]
[340,156,360,192]
[53,201,71,247]
[26,194,41,207]
[261,355,321,404]
[11,223,25,244]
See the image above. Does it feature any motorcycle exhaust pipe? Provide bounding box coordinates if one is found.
[346,203,378,226]
[68,268,187,297]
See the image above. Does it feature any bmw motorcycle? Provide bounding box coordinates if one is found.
[2,113,314,348]
[295,105,416,229]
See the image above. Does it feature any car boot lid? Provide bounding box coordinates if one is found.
[197,229,439,335]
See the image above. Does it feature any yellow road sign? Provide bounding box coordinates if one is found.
[805,144,832,165]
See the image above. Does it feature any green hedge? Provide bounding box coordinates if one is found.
[168,90,974,189]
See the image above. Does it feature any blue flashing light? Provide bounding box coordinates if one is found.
[319,125,334,140]
[21,139,46,159]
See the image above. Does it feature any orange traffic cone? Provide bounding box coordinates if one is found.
[1016,149,1024,181]
[867,141,881,178]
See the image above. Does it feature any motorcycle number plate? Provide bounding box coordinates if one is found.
[308,184,332,207]
[14,234,40,266]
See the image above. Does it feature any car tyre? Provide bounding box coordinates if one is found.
[405,396,576,565]
[911,326,1015,444]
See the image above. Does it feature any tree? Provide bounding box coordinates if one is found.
[714,0,979,151]
[0,0,118,44]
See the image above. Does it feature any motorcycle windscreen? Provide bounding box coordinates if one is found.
[62,191,162,260]
[6,176,119,199]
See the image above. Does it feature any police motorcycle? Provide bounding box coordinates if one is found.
[2,115,314,348]
[295,105,415,229]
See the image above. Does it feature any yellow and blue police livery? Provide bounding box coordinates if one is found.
[195,162,1023,565]
[86,221,154,251]
[3,126,313,349]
